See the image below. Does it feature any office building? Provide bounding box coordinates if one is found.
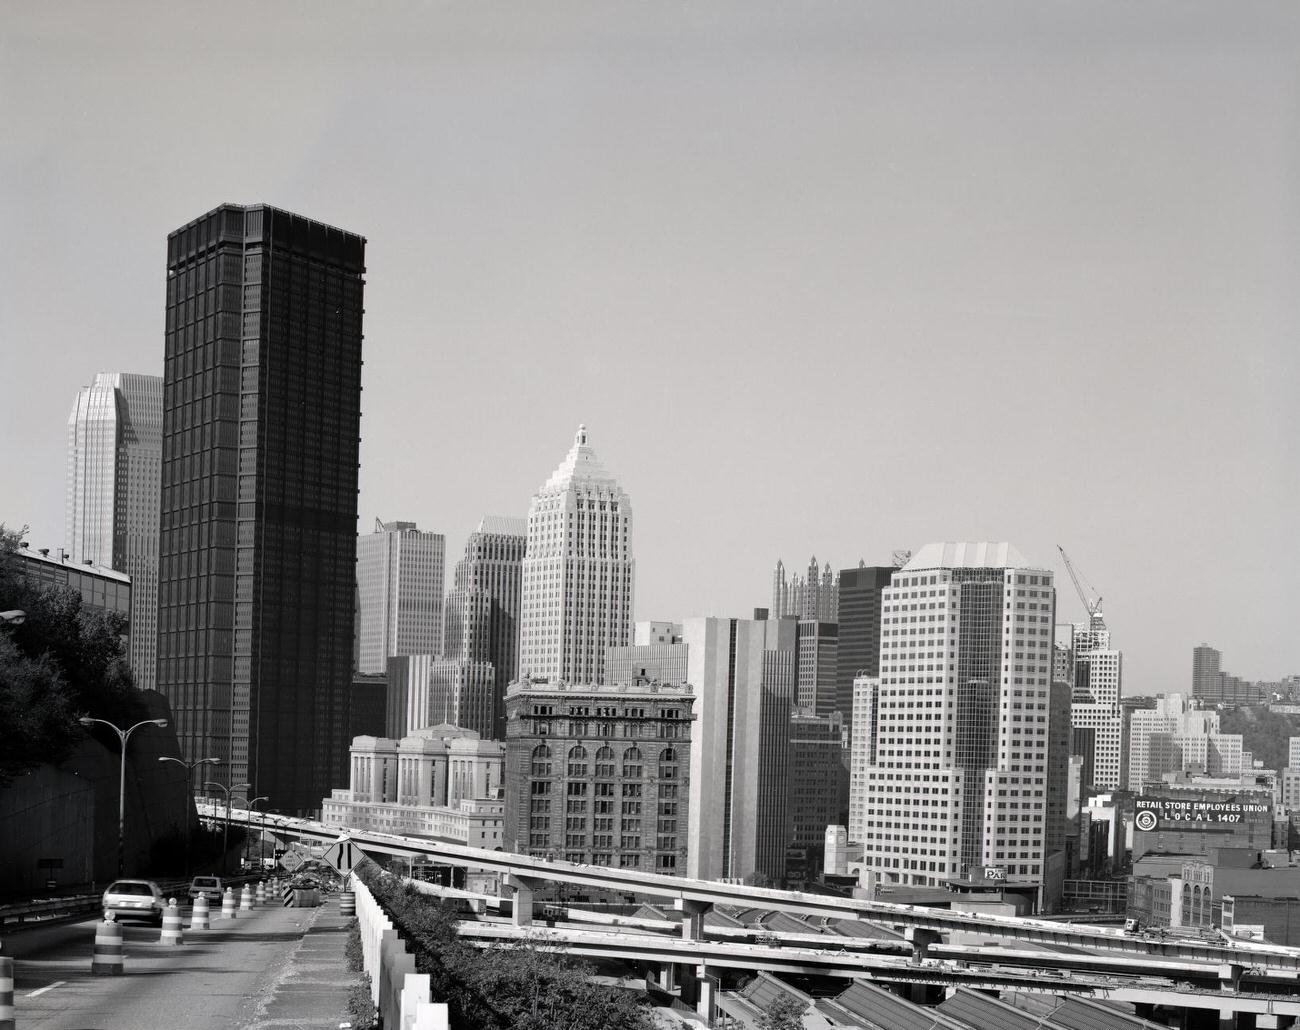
[1127,695,1244,791]
[856,543,1056,901]
[426,658,497,739]
[796,620,839,718]
[1191,645,1261,707]
[503,679,693,873]
[355,519,445,675]
[686,616,797,883]
[847,674,880,844]
[65,373,162,689]
[14,546,131,625]
[835,565,894,735]
[157,203,365,816]
[789,709,844,857]
[322,726,505,848]
[770,557,838,622]
[442,516,526,739]
[1069,614,1123,790]
[518,425,633,685]
[605,642,690,687]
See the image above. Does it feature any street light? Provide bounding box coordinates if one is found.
[158,755,220,877]
[236,796,269,871]
[203,780,251,876]
[79,716,169,877]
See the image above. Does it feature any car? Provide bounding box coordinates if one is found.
[102,879,165,924]
[188,875,224,902]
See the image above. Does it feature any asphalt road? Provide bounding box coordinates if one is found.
[4,899,340,1029]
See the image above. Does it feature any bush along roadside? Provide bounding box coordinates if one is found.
[346,972,377,1030]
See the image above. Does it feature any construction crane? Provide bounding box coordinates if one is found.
[1057,544,1103,622]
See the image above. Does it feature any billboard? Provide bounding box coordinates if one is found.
[1133,796,1270,834]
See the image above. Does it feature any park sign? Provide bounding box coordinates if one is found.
[1134,795,1271,834]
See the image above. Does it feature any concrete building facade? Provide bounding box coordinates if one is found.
[355,519,445,675]
[65,372,162,689]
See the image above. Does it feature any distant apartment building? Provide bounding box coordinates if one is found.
[503,679,692,874]
[1192,645,1262,707]
[770,556,838,622]
[65,372,162,689]
[442,516,526,739]
[857,543,1058,903]
[686,616,797,883]
[356,520,445,675]
[518,426,633,685]
[1127,695,1244,791]
[322,726,505,848]
[835,565,894,735]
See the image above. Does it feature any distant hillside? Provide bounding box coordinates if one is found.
[1218,706,1300,772]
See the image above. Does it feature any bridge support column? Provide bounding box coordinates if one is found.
[1134,1003,1157,1022]
[506,875,541,927]
[1255,1016,1295,1030]
[904,926,941,964]
[674,898,713,941]
[694,964,717,1023]
[1218,964,1245,993]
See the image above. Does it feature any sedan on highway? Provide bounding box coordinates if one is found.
[102,879,165,924]
[189,875,224,902]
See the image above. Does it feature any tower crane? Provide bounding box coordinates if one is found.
[1057,545,1104,623]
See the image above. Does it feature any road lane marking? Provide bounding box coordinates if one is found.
[27,981,67,997]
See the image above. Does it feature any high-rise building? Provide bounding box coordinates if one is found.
[65,373,162,689]
[442,516,526,739]
[834,565,894,734]
[770,557,838,622]
[355,519,444,675]
[1127,695,1244,791]
[503,679,693,874]
[518,426,634,685]
[795,620,839,718]
[856,543,1057,901]
[1193,645,1222,702]
[1069,613,1123,789]
[157,203,365,816]
[685,616,797,883]
[789,709,844,859]
[847,674,880,843]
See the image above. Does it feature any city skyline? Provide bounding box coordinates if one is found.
[3,3,1298,696]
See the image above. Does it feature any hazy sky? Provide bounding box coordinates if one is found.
[3,2,1297,694]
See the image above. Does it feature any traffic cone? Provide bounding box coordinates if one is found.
[159,899,184,945]
[0,956,14,1030]
[339,890,356,918]
[255,880,266,906]
[221,887,238,919]
[190,893,210,930]
[239,884,253,912]
[91,915,125,974]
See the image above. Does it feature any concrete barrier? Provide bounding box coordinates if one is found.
[0,955,14,1030]
[190,893,210,930]
[159,898,184,945]
[351,874,449,1030]
[91,916,124,974]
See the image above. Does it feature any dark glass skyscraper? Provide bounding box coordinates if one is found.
[158,204,365,816]
[834,565,894,732]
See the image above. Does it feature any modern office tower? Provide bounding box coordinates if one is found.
[502,680,693,873]
[426,658,497,738]
[847,674,880,843]
[770,557,838,622]
[1069,613,1123,790]
[1071,727,1097,791]
[605,642,690,687]
[322,726,505,848]
[1045,681,1072,862]
[1193,644,1222,702]
[442,516,526,739]
[518,426,633,685]
[857,543,1056,901]
[796,620,839,717]
[789,709,844,858]
[685,616,797,883]
[349,672,388,739]
[1126,695,1244,791]
[65,373,162,690]
[157,204,365,816]
[834,565,894,735]
[386,654,433,738]
[355,519,445,675]
[1289,737,1300,772]
[1118,695,1159,789]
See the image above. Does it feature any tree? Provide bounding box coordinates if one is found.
[757,992,807,1030]
[0,635,79,786]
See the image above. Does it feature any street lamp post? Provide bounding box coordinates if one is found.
[236,796,268,871]
[203,780,251,876]
[79,716,169,877]
[158,755,220,877]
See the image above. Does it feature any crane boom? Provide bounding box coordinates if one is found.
[1057,544,1103,619]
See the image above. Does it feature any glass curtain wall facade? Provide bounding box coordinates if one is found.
[158,204,365,816]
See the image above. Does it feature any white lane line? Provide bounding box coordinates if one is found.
[27,980,67,997]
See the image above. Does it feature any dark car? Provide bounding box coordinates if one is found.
[102,879,165,924]
[188,876,224,902]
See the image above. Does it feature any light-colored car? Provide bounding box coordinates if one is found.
[188,875,223,902]
[102,879,164,924]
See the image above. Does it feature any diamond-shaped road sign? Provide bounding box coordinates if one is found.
[320,837,361,873]
[279,849,306,873]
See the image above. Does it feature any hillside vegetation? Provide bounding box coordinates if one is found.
[1218,706,1300,772]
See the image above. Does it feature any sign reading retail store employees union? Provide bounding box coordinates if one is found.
[1134,796,1269,830]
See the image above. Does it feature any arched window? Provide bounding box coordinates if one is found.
[531,744,552,777]
[659,746,678,779]
[595,746,615,778]
[623,746,643,779]
[567,744,589,777]
[568,745,588,760]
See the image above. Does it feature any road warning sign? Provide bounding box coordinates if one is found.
[321,837,362,873]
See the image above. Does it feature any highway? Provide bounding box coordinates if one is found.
[2,899,349,1030]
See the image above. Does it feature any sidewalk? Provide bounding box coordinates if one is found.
[244,895,361,1030]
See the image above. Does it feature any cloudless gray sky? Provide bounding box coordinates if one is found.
[3,1,1297,693]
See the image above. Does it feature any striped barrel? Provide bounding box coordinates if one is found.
[159,899,184,945]
[255,880,266,906]
[190,893,210,930]
[91,916,125,975]
[0,956,14,1030]
[238,884,253,912]
[339,890,356,918]
[220,887,238,919]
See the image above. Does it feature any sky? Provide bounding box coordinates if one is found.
[2,1,1297,695]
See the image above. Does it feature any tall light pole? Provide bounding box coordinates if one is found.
[203,780,251,876]
[235,796,268,871]
[79,716,169,877]
[158,755,220,877]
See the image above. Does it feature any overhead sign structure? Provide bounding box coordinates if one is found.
[1134,796,1270,834]
[321,837,362,873]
